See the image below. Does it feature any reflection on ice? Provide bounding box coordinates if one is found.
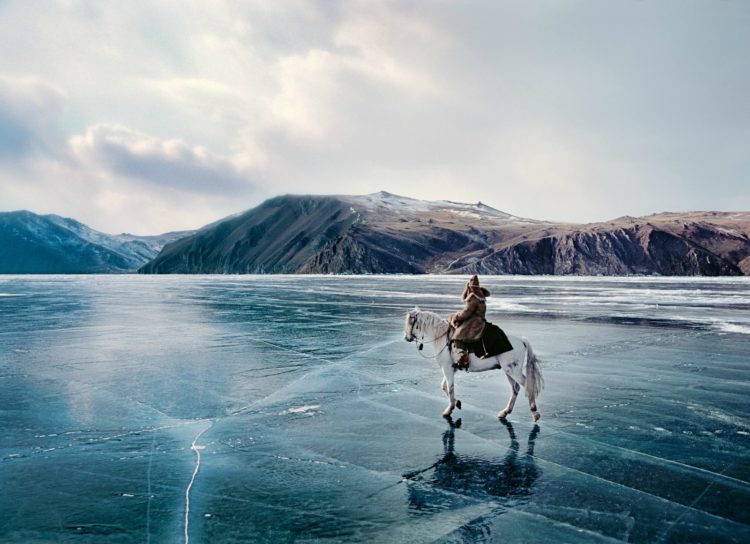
[405,418,540,513]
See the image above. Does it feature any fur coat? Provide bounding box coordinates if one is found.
[449,287,490,342]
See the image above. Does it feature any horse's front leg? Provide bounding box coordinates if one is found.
[441,368,459,417]
[497,374,520,419]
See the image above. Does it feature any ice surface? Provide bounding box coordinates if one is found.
[0,275,748,543]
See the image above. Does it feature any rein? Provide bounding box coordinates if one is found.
[416,338,451,359]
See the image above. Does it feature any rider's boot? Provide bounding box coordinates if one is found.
[457,350,470,370]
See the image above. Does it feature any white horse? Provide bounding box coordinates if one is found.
[404,307,544,421]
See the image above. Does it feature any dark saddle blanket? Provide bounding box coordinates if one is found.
[462,322,513,359]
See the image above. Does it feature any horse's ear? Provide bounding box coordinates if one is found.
[414,305,420,312]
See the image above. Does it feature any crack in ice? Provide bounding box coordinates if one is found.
[145,431,156,544]
[184,421,212,544]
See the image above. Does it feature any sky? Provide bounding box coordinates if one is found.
[0,0,748,234]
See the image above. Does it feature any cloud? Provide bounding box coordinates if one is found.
[0,129,257,235]
[0,1,749,233]
[69,124,255,195]
[0,75,65,157]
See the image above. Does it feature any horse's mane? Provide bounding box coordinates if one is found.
[416,309,450,335]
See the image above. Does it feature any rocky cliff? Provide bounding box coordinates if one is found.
[140,193,750,276]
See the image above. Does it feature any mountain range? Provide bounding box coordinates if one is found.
[0,210,191,273]
[140,192,750,276]
[2,194,749,275]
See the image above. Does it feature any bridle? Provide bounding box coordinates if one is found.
[407,312,451,359]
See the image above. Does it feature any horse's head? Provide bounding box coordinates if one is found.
[404,306,421,342]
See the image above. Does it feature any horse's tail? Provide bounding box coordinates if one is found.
[523,338,544,400]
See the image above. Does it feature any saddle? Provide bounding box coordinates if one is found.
[453,322,513,360]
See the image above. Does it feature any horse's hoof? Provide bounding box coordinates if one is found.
[455,400,462,410]
[532,412,541,422]
[497,410,509,419]
[442,410,453,418]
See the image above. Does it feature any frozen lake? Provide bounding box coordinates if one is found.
[1,275,748,543]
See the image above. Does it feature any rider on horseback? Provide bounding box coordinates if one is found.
[449,275,490,370]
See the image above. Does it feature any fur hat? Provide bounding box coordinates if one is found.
[463,275,490,301]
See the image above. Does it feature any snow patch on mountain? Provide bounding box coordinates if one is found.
[344,191,518,220]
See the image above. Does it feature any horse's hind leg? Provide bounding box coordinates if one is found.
[528,394,541,422]
[525,368,541,422]
[497,374,520,419]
